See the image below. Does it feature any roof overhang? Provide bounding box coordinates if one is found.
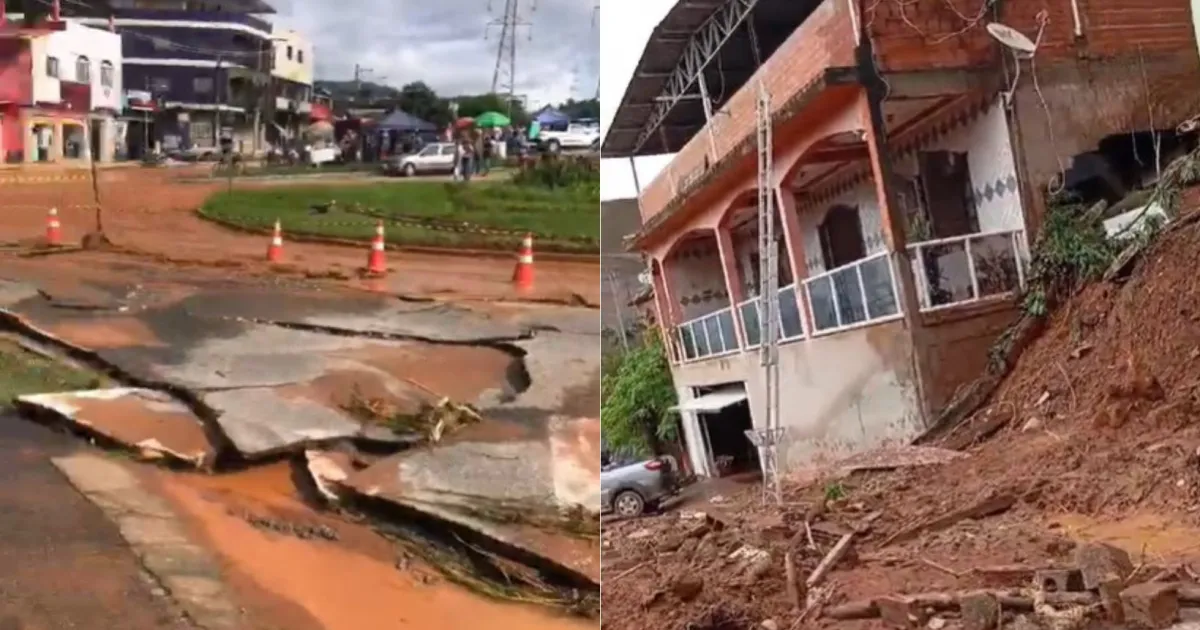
[602,0,825,158]
[672,386,748,413]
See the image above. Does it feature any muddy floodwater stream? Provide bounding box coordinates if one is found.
[146,463,596,630]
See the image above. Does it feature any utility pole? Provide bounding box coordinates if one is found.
[486,0,533,115]
[214,54,223,151]
[353,63,375,101]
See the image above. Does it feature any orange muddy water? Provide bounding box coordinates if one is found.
[150,463,596,630]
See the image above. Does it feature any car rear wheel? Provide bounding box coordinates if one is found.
[546,139,561,154]
[403,163,417,177]
[613,490,645,518]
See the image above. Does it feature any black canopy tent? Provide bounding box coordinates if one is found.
[375,110,438,157]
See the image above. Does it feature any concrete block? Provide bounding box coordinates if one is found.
[1033,567,1085,592]
[1075,542,1134,589]
[876,595,927,629]
[1121,582,1179,629]
[960,591,1001,630]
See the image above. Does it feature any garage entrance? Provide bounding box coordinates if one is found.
[676,383,759,478]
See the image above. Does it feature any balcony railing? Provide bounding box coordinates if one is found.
[908,229,1027,312]
[803,252,902,335]
[677,307,740,362]
[736,284,806,348]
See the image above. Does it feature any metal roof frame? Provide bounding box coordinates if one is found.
[631,0,761,155]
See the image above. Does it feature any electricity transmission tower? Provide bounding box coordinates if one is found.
[592,3,599,99]
[487,0,533,112]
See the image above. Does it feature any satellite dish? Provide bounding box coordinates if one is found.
[987,22,1037,55]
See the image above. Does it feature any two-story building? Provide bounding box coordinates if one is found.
[68,0,277,157]
[268,27,312,148]
[605,0,1200,478]
[0,17,122,164]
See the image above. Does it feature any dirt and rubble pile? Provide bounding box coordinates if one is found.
[601,501,873,630]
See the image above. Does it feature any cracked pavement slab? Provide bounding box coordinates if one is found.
[16,388,216,468]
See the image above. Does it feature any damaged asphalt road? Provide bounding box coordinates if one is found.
[0,270,602,604]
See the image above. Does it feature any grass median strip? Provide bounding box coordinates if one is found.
[199,180,599,254]
[0,339,105,407]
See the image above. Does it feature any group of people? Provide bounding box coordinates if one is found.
[448,125,539,182]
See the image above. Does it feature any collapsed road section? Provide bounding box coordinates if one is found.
[0,274,601,616]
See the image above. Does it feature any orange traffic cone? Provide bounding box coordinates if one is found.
[46,207,62,246]
[266,219,284,262]
[512,233,534,290]
[365,221,387,275]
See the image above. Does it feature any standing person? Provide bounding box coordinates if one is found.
[481,132,494,176]
[459,135,474,182]
[452,139,463,181]
[471,128,485,178]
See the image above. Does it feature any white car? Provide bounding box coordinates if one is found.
[539,123,601,153]
[385,142,457,177]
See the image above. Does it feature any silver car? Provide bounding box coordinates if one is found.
[600,454,679,518]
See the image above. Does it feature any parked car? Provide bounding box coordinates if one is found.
[383,142,457,177]
[538,123,601,154]
[600,454,679,518]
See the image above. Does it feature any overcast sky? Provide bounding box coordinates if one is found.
[598,0,676,201]
[271,0,598,108]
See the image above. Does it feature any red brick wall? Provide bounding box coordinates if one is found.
[639,0,858,223]
[868,0,1198,70]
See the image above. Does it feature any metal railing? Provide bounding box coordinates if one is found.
[803,251,902,335]
[677,307,740,362]
[908,229,1027,312]
[737,283,806,348]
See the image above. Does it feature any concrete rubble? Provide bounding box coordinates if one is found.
[16,388,216,468]
[2,276,602,591]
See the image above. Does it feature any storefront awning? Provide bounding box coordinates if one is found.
[672,388,748,413]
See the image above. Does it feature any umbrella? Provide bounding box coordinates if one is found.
[454,117,475,128]
[475,111,511,128]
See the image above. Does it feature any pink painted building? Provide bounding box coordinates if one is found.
[0,16,122,164]
[606,0,1200,478]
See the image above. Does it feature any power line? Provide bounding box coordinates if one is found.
[486,0,533,113]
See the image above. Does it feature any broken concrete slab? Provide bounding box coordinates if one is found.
[548,416,601,512]
[16,388,216,468]
[0,279,41,307]
[51,453,241,629]
[203,388,362,459]
[344,436,600,584]
[301,302,527,343]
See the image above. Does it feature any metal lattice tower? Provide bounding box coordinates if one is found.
[487,0,533,111]
[753,79,784,506]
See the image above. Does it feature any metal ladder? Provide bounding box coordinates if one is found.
[748,79,785,506]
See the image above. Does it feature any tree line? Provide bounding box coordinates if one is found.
[314,80,600,129]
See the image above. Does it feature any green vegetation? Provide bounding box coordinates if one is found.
[600,333,678,457]
[199,177,599,253]
[0,340,105,407]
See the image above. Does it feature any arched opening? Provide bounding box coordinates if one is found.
[817,204,865,271]
[663,230,738,360]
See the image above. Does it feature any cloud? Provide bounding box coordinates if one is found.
[270,0,597,106]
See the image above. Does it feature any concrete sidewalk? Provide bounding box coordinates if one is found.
[0,415,192,629]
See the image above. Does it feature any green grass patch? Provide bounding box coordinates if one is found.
[0,340,106,408]
[199,180,599,253]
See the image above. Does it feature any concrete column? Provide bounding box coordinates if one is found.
[23,121,36,163]
[652,258,682,361]
[860,91,931,421]
[100,118,115,163]
[51,121,64,162]
[714,225,746,348]
[775,188,814,333]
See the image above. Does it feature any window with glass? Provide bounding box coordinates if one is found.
[46,56,59,78]
[100,61,115,88]
[76,56,90,83]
